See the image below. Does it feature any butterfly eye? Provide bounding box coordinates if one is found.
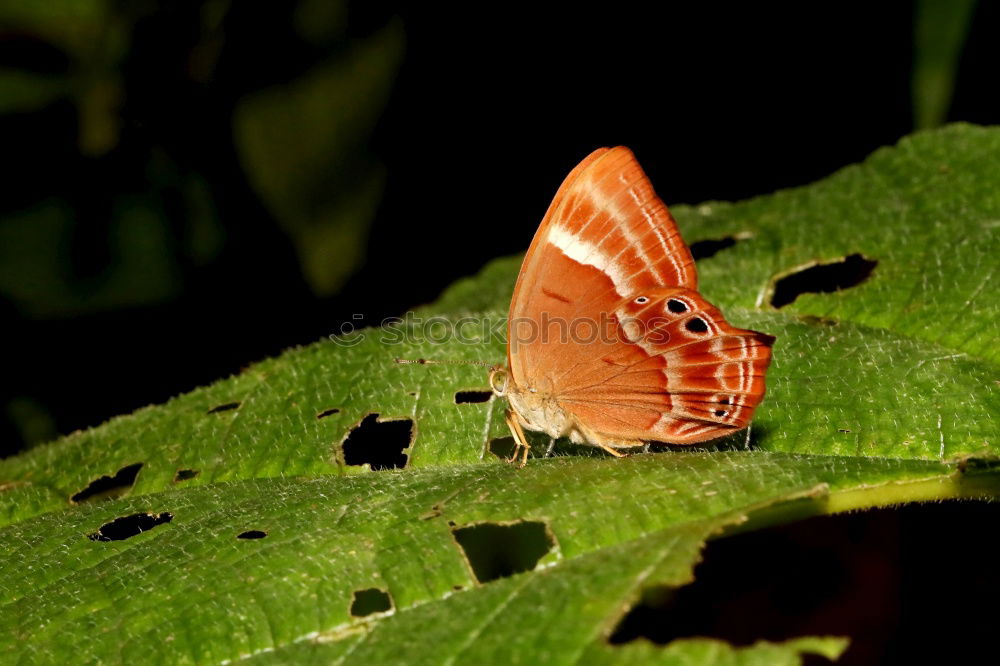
[667,299,688,314]
[634,296,649,304]
[489,367,509,396]
[685,317,709,334]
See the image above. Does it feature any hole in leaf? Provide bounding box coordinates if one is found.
[770,254,877,308]
[350,588,393,617]
[174,468,199,482]
[341,413,412,470]
[455,390,492,404]
[317,408,341,419]
[609,585,678,645]
[88,512,173,542]
[607,503,1000,663]
[451,521,555,583]
[690,236,738,260]
[207,402,240,414]
[71,462,144,504]
[237,530,267,539]
[488,436,516,460]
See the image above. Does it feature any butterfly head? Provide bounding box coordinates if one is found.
[488,365,509,397]
[490,365,574,439]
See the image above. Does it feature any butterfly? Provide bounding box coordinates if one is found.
[488,147,775,466]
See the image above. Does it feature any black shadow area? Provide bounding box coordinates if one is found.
[771,254,877,308]
[608,502,1000,664]
[341,413,412,470]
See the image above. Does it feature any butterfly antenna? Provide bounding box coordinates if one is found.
[394,358,494,368]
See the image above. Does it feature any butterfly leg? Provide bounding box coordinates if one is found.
[544,437,556,458]
[592,436,647,459]
[593,441,628,458]
[575,422,644,458]
[504,408,532,468]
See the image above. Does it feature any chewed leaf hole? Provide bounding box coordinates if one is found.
[341,413,412,470]
[609,585,677,645]
[488,437,516,460]
[174,468,199,482]
[317,408,341,419]
[88,512,173,542]
[455,390,492,404]
[71,462,143,504]
[770,253,877,308]
[207,402,240,414]
[452,521,555,583]
[607,503,1000,660]
[350,588,393,617]
[690,235,739,260]
[237,530,267,539]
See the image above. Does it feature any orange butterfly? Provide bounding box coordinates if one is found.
[489,147,775,466]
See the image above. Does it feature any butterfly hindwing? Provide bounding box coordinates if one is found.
[558,288,774,444]
[503,146,774,451]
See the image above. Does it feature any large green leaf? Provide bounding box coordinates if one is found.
[1,124,998,664]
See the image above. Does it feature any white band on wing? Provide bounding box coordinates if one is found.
[547,223,628,297]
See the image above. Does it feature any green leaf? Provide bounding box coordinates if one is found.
[2,124,999,664]
[1,454,944,664]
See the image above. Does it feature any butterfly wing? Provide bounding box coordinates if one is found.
[507,147,773,445]
[557,287,775,443]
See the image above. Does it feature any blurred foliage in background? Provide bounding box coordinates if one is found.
[0,0,401,309]
[0,1,402,456]
[0,1,996,457]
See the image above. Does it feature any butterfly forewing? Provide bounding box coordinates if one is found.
[506,146,774,448]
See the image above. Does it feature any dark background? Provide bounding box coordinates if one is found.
[1,3,997,662]
[3,2,998,456]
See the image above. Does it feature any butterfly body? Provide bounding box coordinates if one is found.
[494,371,575,440]
[494,147,774,466]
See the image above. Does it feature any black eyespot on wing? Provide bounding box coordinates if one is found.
[719,397,731,405]
[714,409,727,417]
[667,299,688,314]
[685,317,708,333]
